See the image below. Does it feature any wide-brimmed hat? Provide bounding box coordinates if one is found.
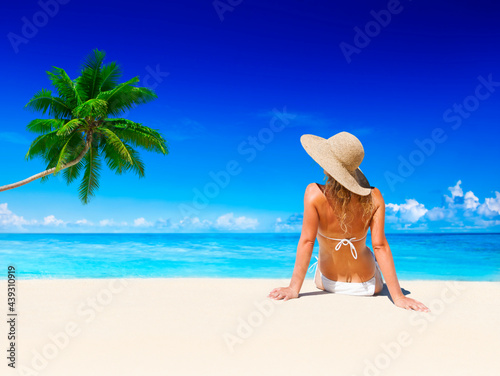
[300,131,372,196]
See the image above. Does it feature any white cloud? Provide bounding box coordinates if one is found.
[386,199,428,224]
[175,216,212,230]
[99,219,115,226]
[477,192,500,217]
[449,180,463,199]
[444,180,478,211]
[43,215,65,226]
[275,213,303,232]
[415,182,500,230]
[75,219,93,226]
[0,203,32,227]
[0,203,260,233]
[214,213,259,230]
[476,219,500,227]
[154,218,171,229]
[464,191,480,210]
[426,207,449,221]
[80,214,259,232]
[133,217,153,227]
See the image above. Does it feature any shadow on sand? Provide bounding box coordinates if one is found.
[299,283,412,304]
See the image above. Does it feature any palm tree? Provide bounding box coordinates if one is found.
[0,49,168,204]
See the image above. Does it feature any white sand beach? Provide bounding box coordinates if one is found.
[1,278,499,376]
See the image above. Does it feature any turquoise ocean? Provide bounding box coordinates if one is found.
[0,233,499,280]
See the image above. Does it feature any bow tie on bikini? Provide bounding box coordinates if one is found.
[308,230,368,274]
[317,230,367,260]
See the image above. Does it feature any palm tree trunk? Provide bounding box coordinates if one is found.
[0,135,93,193]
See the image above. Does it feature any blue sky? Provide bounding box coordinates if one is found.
[0,0,499,233]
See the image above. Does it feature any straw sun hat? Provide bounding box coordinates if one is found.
[300,131,372,196]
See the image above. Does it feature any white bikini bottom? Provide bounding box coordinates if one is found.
[317,253,383,296]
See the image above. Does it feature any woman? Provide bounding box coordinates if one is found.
[268,131,429,312]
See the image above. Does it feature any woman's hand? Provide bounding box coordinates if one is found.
[268,286,299,301]
[394,296,430,312]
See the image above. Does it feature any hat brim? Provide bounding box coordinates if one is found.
[300,134,372,196]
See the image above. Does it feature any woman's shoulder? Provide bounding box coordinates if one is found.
[304,183,325,200]
[370,187,385,207]
[306,183,325,194]
[305,182,322,191]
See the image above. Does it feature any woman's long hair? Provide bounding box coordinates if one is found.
[323,173,373,233]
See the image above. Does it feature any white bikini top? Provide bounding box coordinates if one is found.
[316,229,368,260]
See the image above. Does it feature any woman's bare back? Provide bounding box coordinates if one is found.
[312,182,378,283]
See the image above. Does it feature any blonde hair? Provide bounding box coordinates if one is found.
[323,173,373,233]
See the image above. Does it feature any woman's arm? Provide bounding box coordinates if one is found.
[370,188,429,312]
[268,183,319,301]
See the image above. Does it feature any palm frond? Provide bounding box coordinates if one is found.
[26,119,65,134]
[26,129,86,170]
[60,132,86,183]
[98,130,144,177]
[78,145,101,204]
[100,138,128,174]
[97,77,157,116]
[104,119,168,154]
[25,89,73,118]
[56,118,85,136]
[96,76,138,101]
[76,49,106,101]
[54,131,81,173]
[100,61,122,92]
[97,127,135,165]
[39,141,66,183]
[25,130,62,161]
[73,99,107,119]
[123,143,145,177]
[47,67,82,107]
[62,159,84,185]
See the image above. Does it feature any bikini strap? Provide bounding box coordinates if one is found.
[317,230,368,259]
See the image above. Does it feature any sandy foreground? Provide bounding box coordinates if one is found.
[0,278,499,376]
